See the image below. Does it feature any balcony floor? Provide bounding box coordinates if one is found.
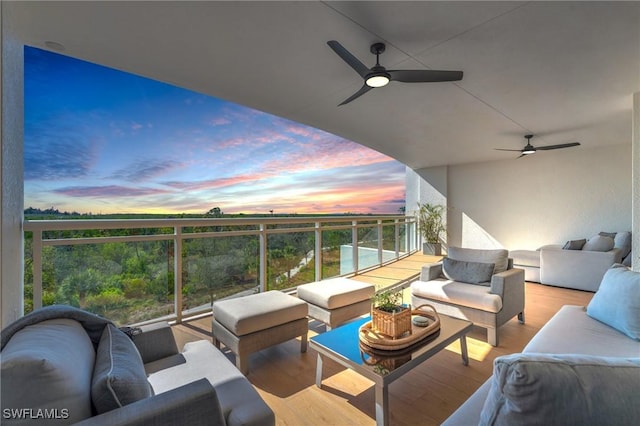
[172,253,593,425]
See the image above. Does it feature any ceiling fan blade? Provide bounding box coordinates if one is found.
[388,69,463,83]
[535,142,581,151]
[338,84,373,106]
[327,40,370,78]
[495,148,524,152]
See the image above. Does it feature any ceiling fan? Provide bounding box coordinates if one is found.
[327,40,463,106]
[496,134,581,158]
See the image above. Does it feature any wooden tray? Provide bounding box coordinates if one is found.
[359,304,441,351]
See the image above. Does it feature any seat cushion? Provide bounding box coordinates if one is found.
[0,319,95,424]
[524,305,640,356]
[410,279,502,313]
[448,247,509,274]
[92,324,153,414]
[213,290,308,336]
[147,340,274,426]
[297,277,375,309]
[480,353,640,426]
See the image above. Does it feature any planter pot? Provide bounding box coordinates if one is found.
[422,242,442,256]
[371,305,412,339]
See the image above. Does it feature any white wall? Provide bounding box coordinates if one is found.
[409,143,632,252]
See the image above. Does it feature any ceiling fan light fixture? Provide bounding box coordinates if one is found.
[365,73,390,88]
[522,148,536,155]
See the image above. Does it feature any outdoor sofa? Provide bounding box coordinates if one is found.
[443,264,640,425]
[511,231,632,291]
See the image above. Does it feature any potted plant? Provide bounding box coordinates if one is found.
[371,289,412,339]
[416,202,446,255]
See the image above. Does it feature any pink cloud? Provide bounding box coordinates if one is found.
[260,140,392,174]
[162,173,267,191]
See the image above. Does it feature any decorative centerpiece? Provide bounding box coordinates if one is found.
[370,289,412,339]
[359,304,442,351]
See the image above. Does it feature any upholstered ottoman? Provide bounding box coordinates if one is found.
[297,277,375,330]
[212,290,308,375]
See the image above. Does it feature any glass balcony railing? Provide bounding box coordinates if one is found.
[24,215,418,326]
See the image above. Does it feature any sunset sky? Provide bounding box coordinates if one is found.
[24,46,406,215]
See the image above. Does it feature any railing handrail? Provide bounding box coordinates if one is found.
[24,214,411,232]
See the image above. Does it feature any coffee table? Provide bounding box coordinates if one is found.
[309,314,473,426]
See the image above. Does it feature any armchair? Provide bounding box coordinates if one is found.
[410,247,525,346]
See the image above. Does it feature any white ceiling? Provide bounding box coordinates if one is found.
[6,1,640,169]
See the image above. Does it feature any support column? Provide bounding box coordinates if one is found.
[1,2,25,328]
[632,92,640,272]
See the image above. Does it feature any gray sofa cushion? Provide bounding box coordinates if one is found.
[562,239,586,250]
[0,318,95,424]
[582,235,614,252]
[442,257,494,285]
[92,324,153,414]
[447,247,509,274]
[586,265,640,340]
[479,353,640,426]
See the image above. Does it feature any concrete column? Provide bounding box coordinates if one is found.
[1,2,25,328]
[405,165,449,246]
[633,92,639,272]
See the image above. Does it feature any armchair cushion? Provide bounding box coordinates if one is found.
[586,265,640,340]
[442,257,494,286]
[479,353,640,426]
[411,279,503,313]
[92,324,154,414]
[447,247,509,274]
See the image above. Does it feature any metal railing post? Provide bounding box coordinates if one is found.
[259,223,267,292]
[351,220,359,273]
[32,230,43,310]
[315,222,322,280]
[174,226,183,323]
[394,219,400,258]
[377,220,383,265]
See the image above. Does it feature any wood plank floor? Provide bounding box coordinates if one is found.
[172,253,593,425]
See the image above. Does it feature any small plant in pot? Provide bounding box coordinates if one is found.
[371,289,412,339]
[416,202,446,255]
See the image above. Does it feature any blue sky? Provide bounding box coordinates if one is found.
[24,46,406,215]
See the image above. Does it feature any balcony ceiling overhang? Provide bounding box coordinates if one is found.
[6,1,640,169]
